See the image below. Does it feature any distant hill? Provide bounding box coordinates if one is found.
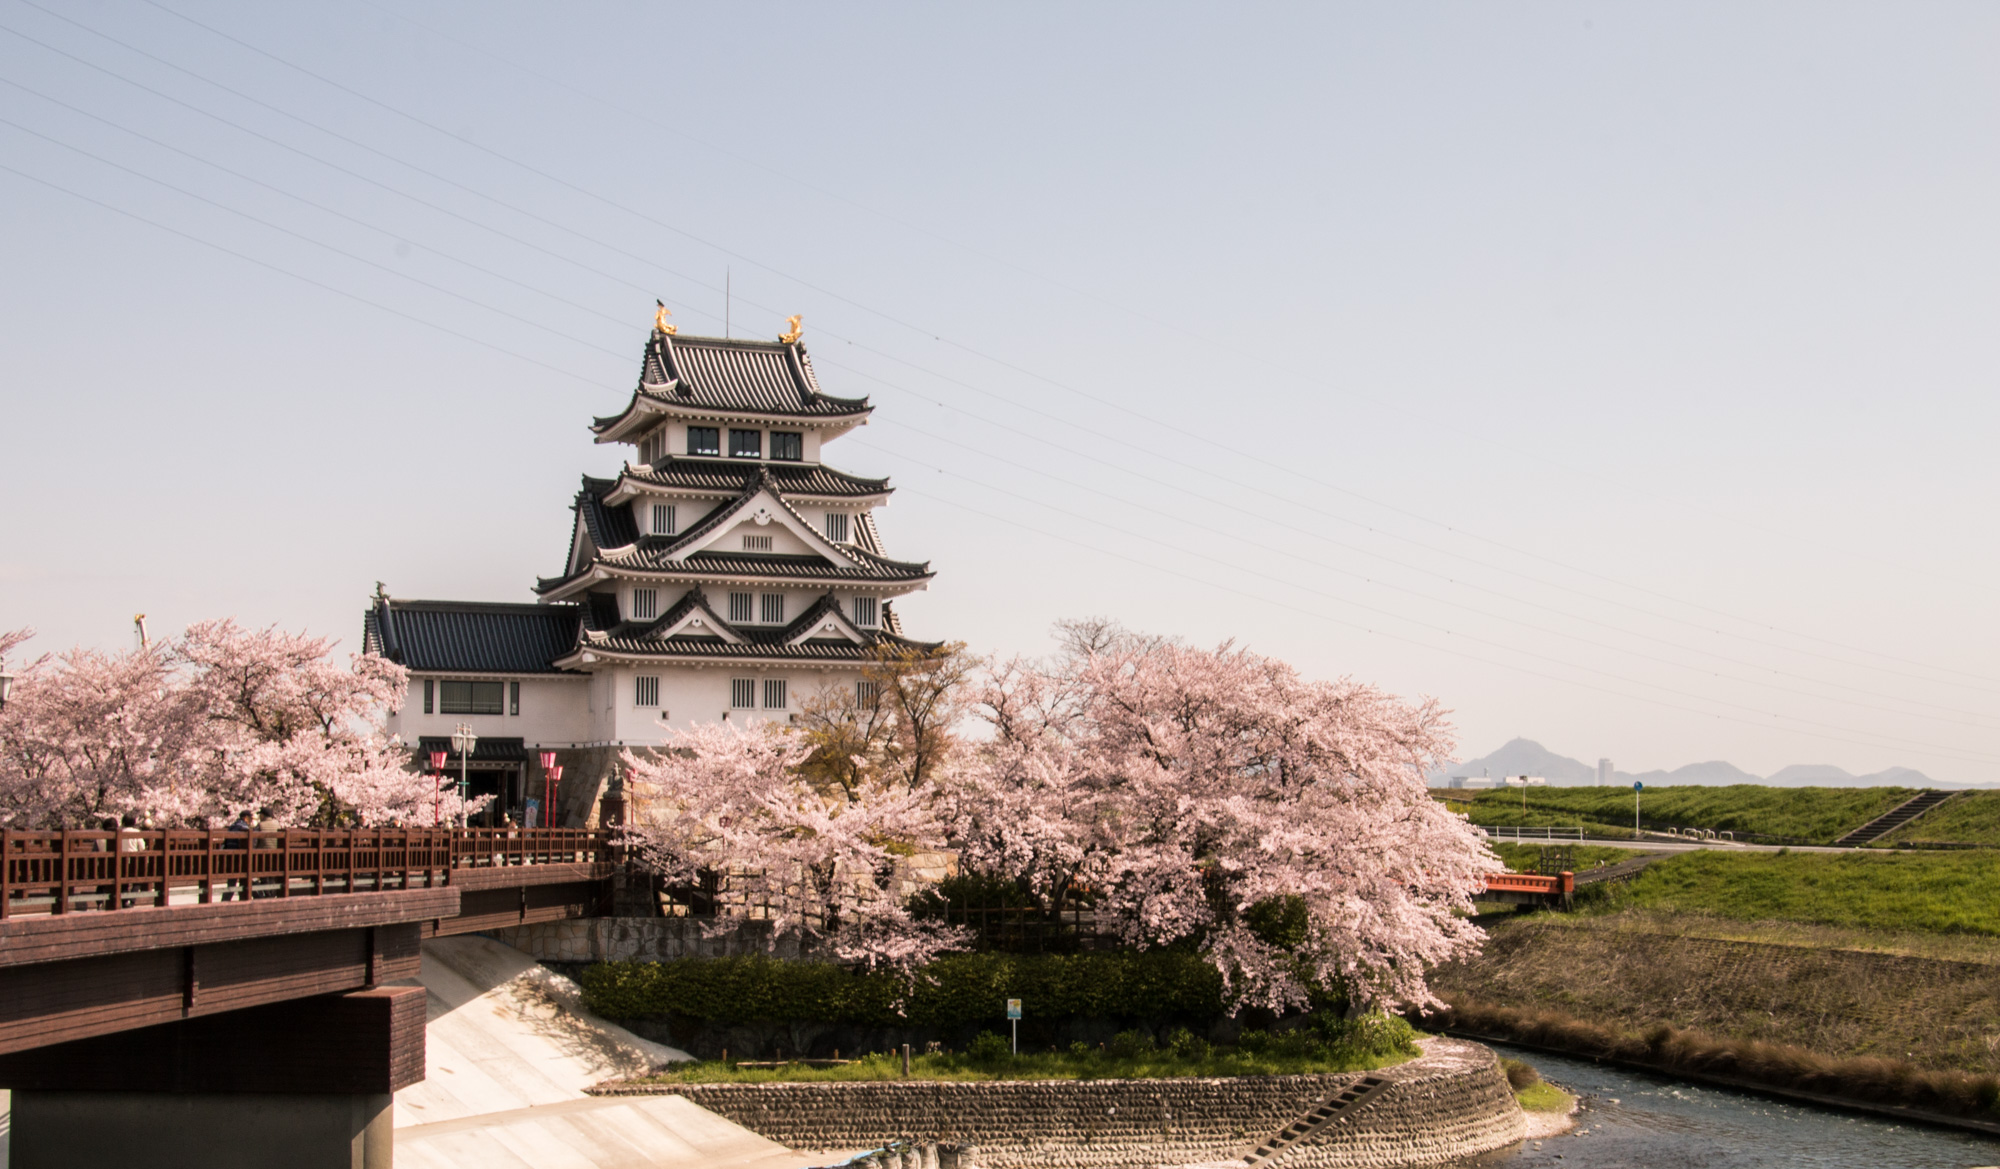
[1431,738,1950,788]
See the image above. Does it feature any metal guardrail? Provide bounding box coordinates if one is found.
[0,827,609,918]
[1474,824,1586,842]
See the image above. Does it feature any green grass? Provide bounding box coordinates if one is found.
[1514,1080,1575,1112]
[1489,843,1642,873]
[630,1021,1419,1083]
[1591,848,2000,935]
[1877,791,2000,846]
[1465,785,1913,844]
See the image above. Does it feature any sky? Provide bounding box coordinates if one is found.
[3,2,1998,781]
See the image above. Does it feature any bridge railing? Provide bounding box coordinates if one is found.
[0,827,610,918]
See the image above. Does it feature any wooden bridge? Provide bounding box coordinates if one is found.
[0,826,618,1169]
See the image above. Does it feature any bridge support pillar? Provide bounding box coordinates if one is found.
[0,984,423,1169]
[11,1090,392,1169]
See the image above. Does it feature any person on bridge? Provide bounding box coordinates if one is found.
[221,810,252,901]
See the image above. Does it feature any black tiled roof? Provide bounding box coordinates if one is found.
[365,600,581,674]
[416,735,526,762]
[622,457,890,498]
[576,477,639,550]
[656,552,930,581]
[572,587,938,662]
[593,334,870,431]
[585,633,936,661]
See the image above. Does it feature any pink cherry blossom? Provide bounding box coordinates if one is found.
[949,625,1496,1013]
[0,620,469,828]
[620,721,968,972]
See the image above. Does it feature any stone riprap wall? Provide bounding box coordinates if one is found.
[484,916,809,963]
[590,1038,1523,1169]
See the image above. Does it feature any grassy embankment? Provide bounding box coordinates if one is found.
[1432,847,2000,1120]
[627,1019,1419,1084]
[1449,784,1913,843]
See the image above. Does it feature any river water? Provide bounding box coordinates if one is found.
[1459,1044,2000,1168]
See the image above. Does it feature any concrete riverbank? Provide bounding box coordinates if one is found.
[591,1037,1526,1168]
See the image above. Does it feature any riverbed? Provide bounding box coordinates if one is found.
[1460,1044,2000,1168]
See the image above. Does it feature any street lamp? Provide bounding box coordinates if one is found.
[538,751,560,830]
[450,725,477,827]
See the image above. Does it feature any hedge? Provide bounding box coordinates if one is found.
[580,950,1232,1027]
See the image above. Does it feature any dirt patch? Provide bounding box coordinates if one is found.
[1436,910,2000,1073]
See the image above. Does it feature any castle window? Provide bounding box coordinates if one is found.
[510,681,520,716]
[728,592,754,622]
[687,427,720,456]
[651,504,676,535]
[423,679,433,714]
[857,680,879,707]
[742,534,773,552]
[824,512,850,544]
[770,431,802,461]
[853,597,879,628]
[761,593,786,623]
[731,678,756,708]
[632,588,658,620]
[763,679,788,709]
[729,429,762,458]
[440,680,504,715]
[635,676,660,707]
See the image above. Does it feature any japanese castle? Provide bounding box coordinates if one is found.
[363,316,937,824]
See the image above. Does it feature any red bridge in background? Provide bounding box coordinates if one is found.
[1479,869,1574,907]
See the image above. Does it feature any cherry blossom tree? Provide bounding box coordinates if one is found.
[794,642,975,798]
[0,620,470,829]
[949,623,1496,1014]
[620,721,968,971]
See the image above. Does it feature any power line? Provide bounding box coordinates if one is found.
[119,0,2000,686]
[828,355,2000,699]
[9,150,1992,769]
[0,161,599,386]
[23,0,1991,694]
[871,415,2000,728]
[881,476,2000,769]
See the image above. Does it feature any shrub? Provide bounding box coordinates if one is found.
[1500,1057,1542,1090]
[964,1031,1012,1063]
[581,950,1230,1027]
[1107,1029,1156,1058]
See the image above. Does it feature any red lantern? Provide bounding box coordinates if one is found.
[539,749,557,771]
[429,750,447,771]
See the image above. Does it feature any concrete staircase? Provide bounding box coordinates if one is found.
[1833,790,1959,847]
[1241,1074,1392,1167]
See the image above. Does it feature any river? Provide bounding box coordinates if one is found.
[1460,1044,2000,1168]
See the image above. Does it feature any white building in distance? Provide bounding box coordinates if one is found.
[364,321,939,825]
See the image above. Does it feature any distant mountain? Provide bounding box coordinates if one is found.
[1626,760,1763,786]
[1433,738,1599,784]
[1765,764,1857,785]
[1431,738,1949,788]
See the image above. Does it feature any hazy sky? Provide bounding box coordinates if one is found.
[4,3,1998,780]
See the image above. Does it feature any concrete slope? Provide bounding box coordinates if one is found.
[396,1095,828,1169]
[396,934,690,1125]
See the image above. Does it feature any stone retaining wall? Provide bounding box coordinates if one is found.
[485,916,808,964]
[590,1037,1523,1168]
